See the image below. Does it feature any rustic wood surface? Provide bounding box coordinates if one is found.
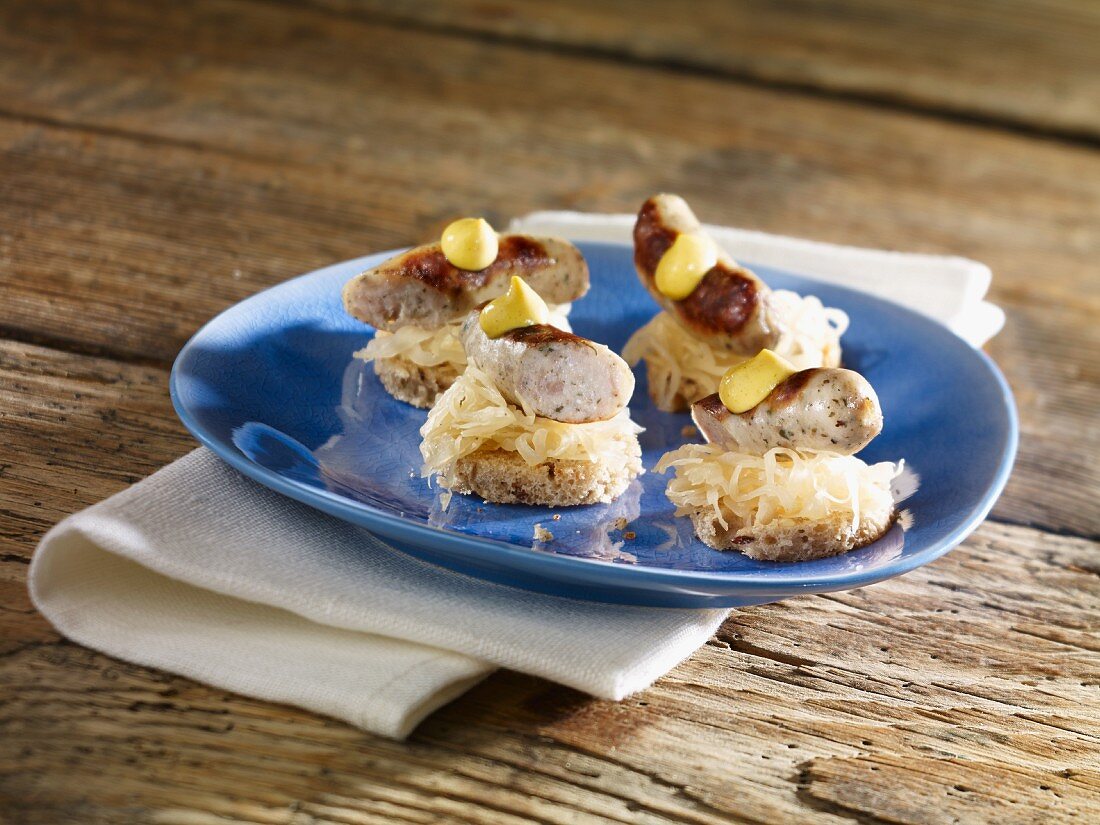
[326,0,1100,142]
[0,1,1097,822]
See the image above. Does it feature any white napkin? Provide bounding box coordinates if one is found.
[30,212,1003,740]
[510,211,1004,347]
[30,450,728,739]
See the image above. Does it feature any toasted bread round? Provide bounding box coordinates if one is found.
[688,505,894,562]
[373,355,461,409]
[448,442,642,507]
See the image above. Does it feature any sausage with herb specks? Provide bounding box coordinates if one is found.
[461,312,635,423]
[343,235,588,331]
[691,368,882,455]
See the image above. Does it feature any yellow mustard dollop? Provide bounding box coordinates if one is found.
[655,233,718,300]
[479,276,550,339]
[718,349,797,414]
[441,217,499,271]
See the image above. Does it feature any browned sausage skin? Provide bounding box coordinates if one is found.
[633,194,783,354]
[691,367,883,456]
[461,312,635,424]
[343,235,589,331]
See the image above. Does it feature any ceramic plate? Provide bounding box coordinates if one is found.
[170,242,1017,607]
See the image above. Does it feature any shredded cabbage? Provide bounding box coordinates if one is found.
[622,290,848,411]
[355,319,467,369]
[420,364,643,492]
[656,443,899,536]
[356,304,572,369]
[770,290,848,369]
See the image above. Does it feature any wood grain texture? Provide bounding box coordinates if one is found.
[0,341,1097,824]
[1,1,1098,821]
[0,0,1097,534]
[316,0,1100,141]
[0,0,1096,302]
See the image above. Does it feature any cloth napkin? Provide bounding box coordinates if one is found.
[29,211,1003,740]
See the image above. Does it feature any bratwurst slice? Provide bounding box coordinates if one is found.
[461,313,635,424]
[634,194,782,355]
[692,368,882,455]
[343,235,588,332]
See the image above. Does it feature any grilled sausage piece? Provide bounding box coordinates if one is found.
[343,235,589,332]
[691,368,882,455]
[634,194,783,355]
[461,313,635,424]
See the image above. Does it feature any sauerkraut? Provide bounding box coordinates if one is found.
[769,290,848,368]
[356,305,572,369]
[656,443,899,536]
[622,290,848,411]
[420,364,643,493]
[355,319,467,369]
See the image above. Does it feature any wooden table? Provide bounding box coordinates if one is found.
[2,1,1098,821]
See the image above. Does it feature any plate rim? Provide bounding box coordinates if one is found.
[170,242,1019,596]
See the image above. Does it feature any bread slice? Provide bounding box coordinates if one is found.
[447,441,642,506]
[689,505,894,562]
[374,355,460,409]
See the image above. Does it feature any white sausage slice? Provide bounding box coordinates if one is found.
[461,313,635,424]
[634,194,783,355]
[691,368,883,455]
[344,235,588,331]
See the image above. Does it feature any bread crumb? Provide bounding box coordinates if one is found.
[623,531,636,540]
[533,524,554,542]
[612,517,628,531]
[551,514,561,521]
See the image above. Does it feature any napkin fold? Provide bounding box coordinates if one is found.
[30,450,728,739]
[30,211,1003,739]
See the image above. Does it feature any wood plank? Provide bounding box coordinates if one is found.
[316,0,1100,141]
[1,0,1097,306]
[0,0,1094,293]
[993,299,1099,536]
[1,341,1097,823]
[0,0,1098,534]
[0,118,410,364]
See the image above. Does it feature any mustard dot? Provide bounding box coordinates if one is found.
[441,217,498,270]
[480,276,550,339]
[719,349,797,413]
[655,233,718,300]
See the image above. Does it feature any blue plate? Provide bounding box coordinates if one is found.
[170,242,1017,607]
